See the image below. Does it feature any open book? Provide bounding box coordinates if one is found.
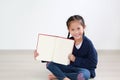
[35,34,74,65]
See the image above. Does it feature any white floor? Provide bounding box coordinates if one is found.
[0,50,120,80]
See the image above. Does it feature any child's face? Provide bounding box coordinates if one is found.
[68,21,85,40]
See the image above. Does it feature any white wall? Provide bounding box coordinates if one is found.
[0,0,120,50]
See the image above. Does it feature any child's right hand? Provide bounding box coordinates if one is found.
[34,50,39,59]
[68,54,76,62]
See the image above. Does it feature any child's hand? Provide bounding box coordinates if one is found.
[34,50,39,59]
[68,54,76,62]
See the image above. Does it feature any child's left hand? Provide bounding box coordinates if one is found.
[68,54,76,62]
[34,50,39,59]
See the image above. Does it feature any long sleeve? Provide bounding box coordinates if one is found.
[73,44,98,69]
[70,36,98,69]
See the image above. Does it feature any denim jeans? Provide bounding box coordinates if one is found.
[46,62,90,80]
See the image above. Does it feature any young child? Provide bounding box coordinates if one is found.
[34,15,98,80]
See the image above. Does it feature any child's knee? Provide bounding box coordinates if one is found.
[77,69,90,80]
[77,73,85,80]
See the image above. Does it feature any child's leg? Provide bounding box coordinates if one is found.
[77,68,90,80]
[63,68,90,80]
[46,62,71,80]
[47,62,90,80]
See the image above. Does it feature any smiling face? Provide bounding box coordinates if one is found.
[68,21,85,40]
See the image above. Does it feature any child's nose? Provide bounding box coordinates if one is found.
[75,30,79,34]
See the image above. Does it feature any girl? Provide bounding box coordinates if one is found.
[34,15,98,80]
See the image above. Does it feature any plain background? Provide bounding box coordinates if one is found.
[0,0,120,50]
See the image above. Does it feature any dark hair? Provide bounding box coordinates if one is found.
[66,15,85,38]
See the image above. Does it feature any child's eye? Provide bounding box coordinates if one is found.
[71,29,74,31]
[77,27,80,30]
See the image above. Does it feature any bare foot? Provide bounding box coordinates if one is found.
[48,74,70,80]
[48,74,57,80]
[63,77,71,80]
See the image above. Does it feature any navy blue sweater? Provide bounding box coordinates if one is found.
[70,36,98,78]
